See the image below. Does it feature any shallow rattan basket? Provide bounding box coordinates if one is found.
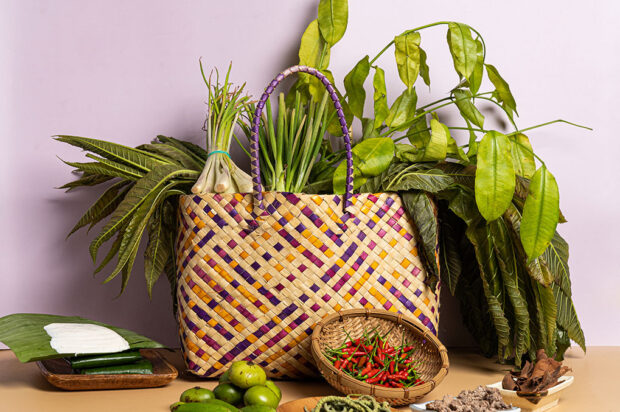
[311,309,449,406]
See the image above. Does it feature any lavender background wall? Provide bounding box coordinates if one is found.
[1,0,619,349]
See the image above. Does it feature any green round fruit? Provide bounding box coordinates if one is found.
[240,406,277,412]
[219,369,231,384]
[180,386,215,403]
[243,385,279,408]
[170,402,185,412]
[229,361,267,389]
[214,383,244,405]
[263,380,281,401]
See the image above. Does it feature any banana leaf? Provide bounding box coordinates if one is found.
[0,313,164,363]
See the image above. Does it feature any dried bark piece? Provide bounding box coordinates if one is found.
[502,349,571,394]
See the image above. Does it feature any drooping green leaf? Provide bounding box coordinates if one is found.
[394,31,421,90]
[520,165,559,261]
[509,133,536,178]
[542,231,572,296]
[385,167,454,193]
[490,219,531,364]
[447,22,478,80]
[352,137,395,176]
[145,207,171,298]
[0,313,164,363]
[85,154,146,178]
[536,282,558,355]
[468,40,484,95]
[475,131,515,220]
[436,117,468,162]
[60,159,141,181]
[332,161,367,194]
[94,230,125,274]
[419,47,431,87]
[401,192,439,288]
[344,55,371,119]
[59,174,114,191]
[439,212,463,295]
[55,135,166,172]
[317,0,348,46]
[486,64,518,118]
[409,117,448,161]
[138,143,203,171]
[552,283,586,352]
[89,165,197,262]
[406,114,431,146]
[156,135,208,163]
[67,181,131,237]
[372,67,389,129]
[299,19,330,69]
[453,89,484,128]
[386,88,417,130]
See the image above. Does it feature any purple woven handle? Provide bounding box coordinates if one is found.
[250,65,354,213]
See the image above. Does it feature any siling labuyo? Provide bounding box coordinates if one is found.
[228,361,267,388]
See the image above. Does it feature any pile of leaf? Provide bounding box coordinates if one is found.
[502,349,571,393]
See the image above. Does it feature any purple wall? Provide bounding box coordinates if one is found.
[1,0,619,348]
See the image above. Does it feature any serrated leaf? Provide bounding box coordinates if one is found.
[156,135,208,163]
[386,88,417,130]
[542,231,572,296]
[344,55,371,119]
[59,174,114,191]
[85,154,146,178]
[94,230,125,274]
[401,192,439,288]
[394,31,421,90]
[89,164,197,262]
[385,167,454,193]
[372,67,389,129]
[475,131,515,221]
[521,165,559,260]
[60,159,141,181]
[419,47,430,87]
[447,22,478,80]
[439,213,463,295]
[552,283,586,352]
[453,89,484,128]
[55,135,166,172]
[145,207,171,298]
[67,181,131,237]
[509,133,536,178]
[536,282,557,355]
[138,143,203,171]
[486,64,517,118]
[317,0,348,46]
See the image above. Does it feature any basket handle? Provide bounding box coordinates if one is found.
[250,65,354,214]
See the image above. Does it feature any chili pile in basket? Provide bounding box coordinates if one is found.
[324,329,425,388]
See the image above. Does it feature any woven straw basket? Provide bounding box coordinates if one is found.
[311,309,449,406]
[175,65,440,378]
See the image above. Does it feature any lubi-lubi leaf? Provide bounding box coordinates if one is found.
[475,131,515,221]
[344,55,371,119]
[520,165,559,261]
[156,135,208,163]
[60,159,141,181]
[486,64,518,118]
[394,31,421,90]
[453,89,484,128]
[317,0,348,46]
[447,23,478,80]
[85,154,146,179]
[145,206,171,298]
[372,67,389,129]
[138,144,203,171]
[439,215,463,295]
[535,282,557,355]
[542,231,572,296]
[55,135,167,172]
[385,167,454,193]
[401,192,439,288]
[94,230,125,274]
[89,165,197,262]
[59,174,113,191]
[67,181,131,237]
[552,283,586,352]
[386,88,417,130]
[0,314,164,363]
[509,133,536,178]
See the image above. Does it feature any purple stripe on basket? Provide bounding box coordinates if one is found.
[251,262,260,270]
[273,242,284,252]
[412,266,421,276]
[310,284,319,292]
[402,278,411,288]
[295,223,307,233]
[275,283,284,291]
[311,303,321,311]
[360,297,368,305]
[383,301,393,310]
[197,230,216,248]
[299,293,309,302]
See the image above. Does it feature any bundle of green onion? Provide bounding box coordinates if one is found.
[192,62,253,194]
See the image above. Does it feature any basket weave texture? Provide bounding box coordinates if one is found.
[175,65,440,378]
[311,309,449,406]
[176,192,439,378]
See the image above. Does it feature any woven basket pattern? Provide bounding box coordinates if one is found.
[176,191,440,378]
[311,310,448,406]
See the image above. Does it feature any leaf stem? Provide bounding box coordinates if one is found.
[507,119,592,135]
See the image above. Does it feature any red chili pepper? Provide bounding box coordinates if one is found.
[334,360,342,369]
[392,382,404,388]
[389,361,395,375]
[403,345,414,352]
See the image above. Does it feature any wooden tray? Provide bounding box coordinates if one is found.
[278,397,398,412]
[36,349,178,390]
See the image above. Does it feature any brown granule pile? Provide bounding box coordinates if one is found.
[426,386,511,412]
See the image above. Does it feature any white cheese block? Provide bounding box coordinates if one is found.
[44,323,130,355]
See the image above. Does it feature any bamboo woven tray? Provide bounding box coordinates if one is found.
[36,349,178,390]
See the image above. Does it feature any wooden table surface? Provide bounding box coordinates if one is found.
[0,347,614,411]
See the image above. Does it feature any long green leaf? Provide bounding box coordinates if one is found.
[67,181,131,237]
[352,137,395,176]
[536,282,558,355]
[0,313,163,363]
[468,40,484,95]
[453,89,484,128]
[299,19,330,69]
[55,135,166,172]
[438,211,463,295]
[85,154,146,178]
[419,47,431,87]
[61,159,140,181]
[386,168,454,193]
[475,131,515,221]
[520,165,559,261]
[138,143,203,171]
[59,174,113,191]
[409,117,447,161]
[509,133,536,178]
[156,135,208,163]
[552,283,586,352]
[372,67,389,129]
[401,192,439,288]
[486,64,518,118]
[542,231,572,296]
[145,206,171,298]
[394,31,421,90]
[89,165,197,261]
[344,55,371,119]
[94,230,125,274]
[317,0,348,46]
[386,88,417,130]
[447,23,478,80]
